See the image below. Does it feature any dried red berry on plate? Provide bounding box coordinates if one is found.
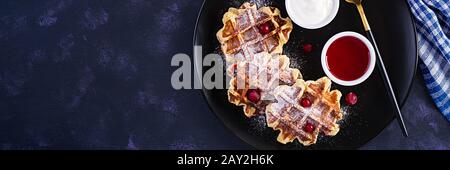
[303,43,313,53]
[345,92,358,105]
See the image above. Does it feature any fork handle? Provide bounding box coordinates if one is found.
[366,30,409,137]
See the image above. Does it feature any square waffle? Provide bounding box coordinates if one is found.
[266,77,343,146]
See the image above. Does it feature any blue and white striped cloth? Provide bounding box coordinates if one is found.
[407,0,450,121]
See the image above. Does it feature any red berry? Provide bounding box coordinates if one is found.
[303,43,313,53]
[300,98,312,108]
[232,63,238,72]
[247,89,261,103]
[304,123,315,133]
[258,23,271,35]
[346,92,358,105]
[230,64,238,76]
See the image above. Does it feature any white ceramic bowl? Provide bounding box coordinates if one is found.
[321,31,376,86]
[285,0,340,29]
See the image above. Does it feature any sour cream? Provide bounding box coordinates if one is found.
[286,0,339,29]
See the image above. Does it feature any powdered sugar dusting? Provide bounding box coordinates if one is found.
[338,106,351,126]
[247,0,274,7]
[249,115,267,134]
[284,41,307,71]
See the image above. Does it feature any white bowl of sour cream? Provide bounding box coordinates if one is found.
[285,0,340,29]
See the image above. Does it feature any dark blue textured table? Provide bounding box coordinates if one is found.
[0,0,448,149]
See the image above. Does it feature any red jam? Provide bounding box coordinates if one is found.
[326,36,370,81]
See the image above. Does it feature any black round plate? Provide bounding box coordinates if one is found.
[193,0,417,149]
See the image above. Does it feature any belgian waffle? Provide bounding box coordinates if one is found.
[266,77,343,146]
[228,52,301,117]
[217,2,293,64]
